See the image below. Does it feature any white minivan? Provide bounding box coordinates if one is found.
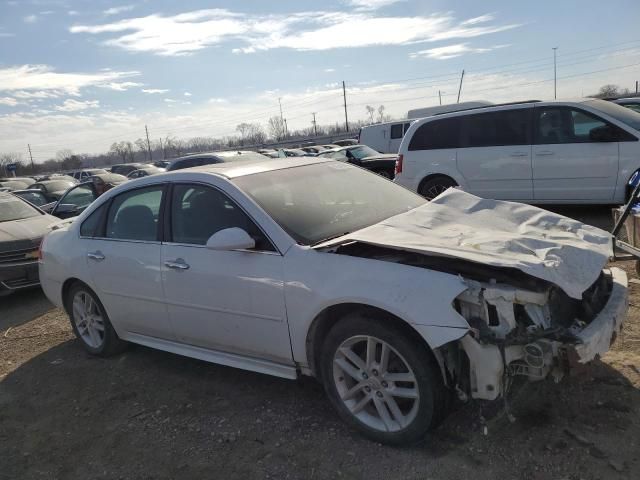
[394,99,640,203]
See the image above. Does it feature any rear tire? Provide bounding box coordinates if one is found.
[66,283,126,356]
[418,176,457,200]
[320,312,447,445]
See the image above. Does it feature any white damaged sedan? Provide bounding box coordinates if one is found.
[39,157,627,445]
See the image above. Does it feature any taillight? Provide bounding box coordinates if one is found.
[37,238,44,261]
[395,154,403,175]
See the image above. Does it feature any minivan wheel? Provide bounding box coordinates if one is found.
[320,313,446,445]
[419,176,457,200]
[66,283,126,356]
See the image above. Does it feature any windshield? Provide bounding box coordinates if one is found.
[584,99,640,131]
[0,194,41,222]
[14,191,47,206]
[348,145,380,160]
[234,162,426,245]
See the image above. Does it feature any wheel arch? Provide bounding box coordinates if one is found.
[417,173,459,195]
[305,302,445,383]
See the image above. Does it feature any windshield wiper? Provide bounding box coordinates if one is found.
[311,231,352,247]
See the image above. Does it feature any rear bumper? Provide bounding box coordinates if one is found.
[0,260,40,292]
[572,267,628,363]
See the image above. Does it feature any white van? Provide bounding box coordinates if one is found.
[358,120,413,153]
[394,99,640,204]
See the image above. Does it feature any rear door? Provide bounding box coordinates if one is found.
[532,106,619,201]
[456,107,533,200]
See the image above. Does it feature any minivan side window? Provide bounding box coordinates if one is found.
[105,186,164,242]
[533,107,628,144]
[390,124,404,139]
[461,109,531,148]
[408,117,460,151]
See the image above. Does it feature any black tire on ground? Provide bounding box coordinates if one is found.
[418,176,457,200]
[65,282,127,357]
[320,312,448,445]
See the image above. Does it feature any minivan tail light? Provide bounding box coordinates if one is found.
[395,154,403,175]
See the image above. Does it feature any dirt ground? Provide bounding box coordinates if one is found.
[1,206,639,480]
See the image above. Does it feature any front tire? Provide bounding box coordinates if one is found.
[418,176,457,200]
[320,313,446,445]
[66,283,126,356]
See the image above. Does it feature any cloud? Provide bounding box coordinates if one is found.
[0,97,19,106]
[68,10,79,16]
[0,64,141,95]
[184,92,192,96]
[55,99,100,112]
[142,88,169,94]
[208,97,227,103]
[70,8,519,56]
[345,0,404,10]
[324,68,335,73]
[164,98,176,103]
[104,5,135,16]
[99,81,143,91]
[411,43,508,60]
[23,14,38,23]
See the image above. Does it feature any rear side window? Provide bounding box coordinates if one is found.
[408,117,460,151]
[461,109,531,148]
[106,186,164,241]
[390,124,404,139]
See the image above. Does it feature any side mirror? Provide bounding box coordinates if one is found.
[54,203,79,215]
[589,125,618,142]
[206,227,255,251]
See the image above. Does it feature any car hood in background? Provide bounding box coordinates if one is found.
[316,189,612,299]
[0,214,61,250]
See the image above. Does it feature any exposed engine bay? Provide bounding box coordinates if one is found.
[332,242,627,402]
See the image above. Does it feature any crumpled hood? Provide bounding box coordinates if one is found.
[0,214,60,249]
[318,189,612,299]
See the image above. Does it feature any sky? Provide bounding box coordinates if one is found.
[0,0,639,161]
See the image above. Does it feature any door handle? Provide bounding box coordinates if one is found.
[164,259,190,270]
[87,251,105,261]
[510,152,529,157]
[536,150,555,156]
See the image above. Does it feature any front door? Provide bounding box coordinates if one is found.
[532,106,619,201]
[85,184,172,339]
[456,107,533,200]
[161,183,292,364]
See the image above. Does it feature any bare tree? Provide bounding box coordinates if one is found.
[267,116,286,141]
[377,105,386,123]
[366,105,375,123]
[0,152,23,177]
[591,84,631,99]
[135,138,149,161]
[109,142,129,163]
[55,149,74,162]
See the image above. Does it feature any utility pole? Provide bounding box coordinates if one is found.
[278,98,284,125]
[284,118,288,138]
[636,80,638,94]
[27,144,34,170]
[438,90,442,105]
[312,112,318,136]
[342,80,349,132]
[456,70,465,104]
[145,125,153,162]
[553,47,558,99]
[159,138,165,159]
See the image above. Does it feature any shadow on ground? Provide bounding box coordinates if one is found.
[0,288,53,331]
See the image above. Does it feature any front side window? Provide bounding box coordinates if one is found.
[408,117,461,151]
[461,109,530,148]
[170,184,273,251]
[106,186,163,241]
[390,124,404,139]
[533,107,626,144]
[60,184,96,211]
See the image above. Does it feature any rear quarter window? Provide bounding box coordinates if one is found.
[408,117,461,151]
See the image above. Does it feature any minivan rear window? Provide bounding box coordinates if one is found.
[461,108,531,148]
[408,117,460,151]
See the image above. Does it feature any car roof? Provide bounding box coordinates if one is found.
[181,156,332,179]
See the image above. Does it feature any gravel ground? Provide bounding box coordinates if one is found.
[1,207,639,480]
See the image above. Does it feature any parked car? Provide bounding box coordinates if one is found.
[46,173,128,219]
[281,148,315,157]
[611,97,640,114]
[11,189,50,208]
[394,98,640,202]
[39,157,626,444]
[359,120,414,153]
[320,144,340,150]
[127,166,165,179]
[300,146,327,154]
[333,139,359,147]
[166,151,268,171]
[110,163,152,176]
[0,192,60,295]
[69,169,108,182]
[0,180,32,191]
[153,160,170,169]
[0,176,37,186]
[27,178,77,202]
[319,144,397,178]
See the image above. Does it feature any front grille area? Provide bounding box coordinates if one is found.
[0,247,39,265]
[1,277,39,289]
